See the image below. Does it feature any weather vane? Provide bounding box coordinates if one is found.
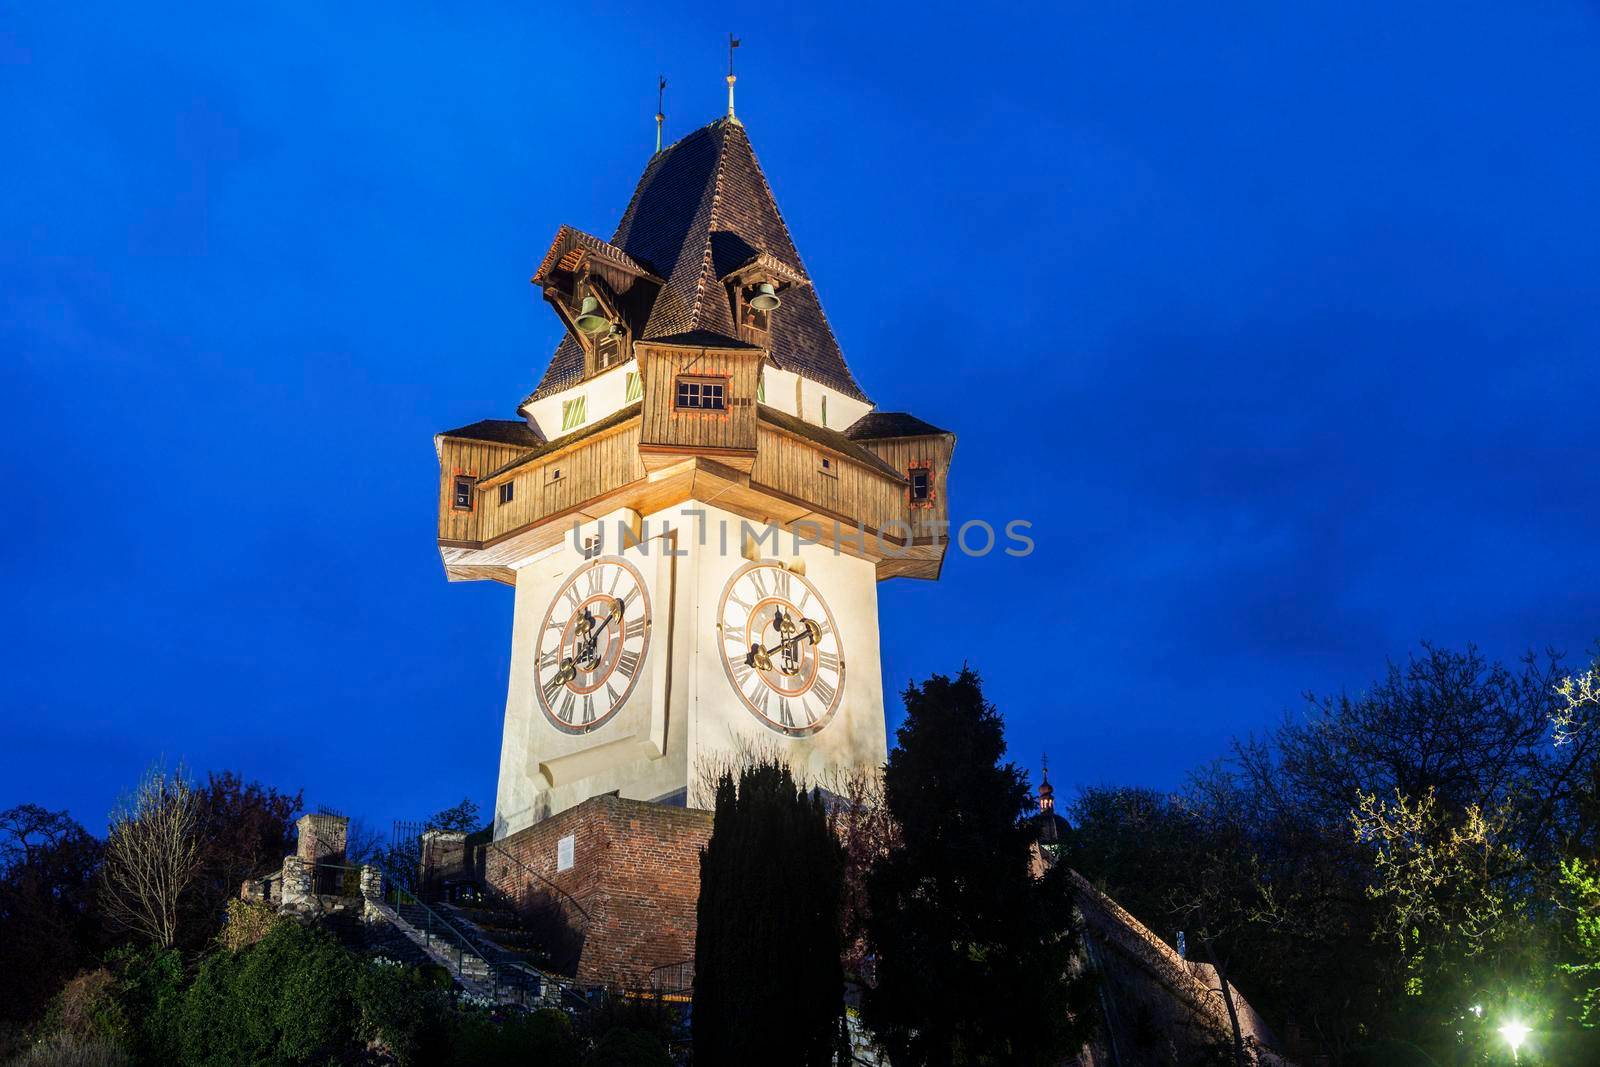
[655,75,667,153]
[726,33,741,120]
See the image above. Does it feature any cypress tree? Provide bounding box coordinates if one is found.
[693,760,846,1067]
[863,667,1095,1067]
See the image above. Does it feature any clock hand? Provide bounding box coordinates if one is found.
[745,616,822,667]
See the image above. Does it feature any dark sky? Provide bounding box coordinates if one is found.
[5,4,1598,832]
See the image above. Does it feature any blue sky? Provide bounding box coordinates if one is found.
[4,3,1599,831]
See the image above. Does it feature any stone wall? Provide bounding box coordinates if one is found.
[484,794,711,989]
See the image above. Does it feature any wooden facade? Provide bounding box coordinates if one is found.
[637,344,761,469]
[854,432,957,541]
[435,368,952,583]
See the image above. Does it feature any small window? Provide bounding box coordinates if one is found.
[909,468,931,503]
[452,476,475,511]
[557,834,575,872]
[675,377,726,411]
[547,465,564,485]
[498,481,514,506]
[561,395,587,431]
[757,374,766,404]
[625,371,643,403]
[582,535,602,560]
[818,454,837,478]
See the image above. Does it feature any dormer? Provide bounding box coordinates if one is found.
[531,226,663,379]
[719,252,807,347]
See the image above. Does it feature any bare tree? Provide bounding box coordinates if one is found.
[101,764,202,948]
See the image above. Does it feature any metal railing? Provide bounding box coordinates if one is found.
[378,864,573,1008]
[648,959,694,1000]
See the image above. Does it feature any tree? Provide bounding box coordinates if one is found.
[101,765,202,949]
[863,668,1093,1067]
[186,772,300,947]
[428,797,483,834]
[0,805,103,1029]
[822,765,899,982]
[693,761,846,1067]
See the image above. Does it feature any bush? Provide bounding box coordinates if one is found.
[101,948,182,1065]
[354,959,450,1066]
[585,1027,672,1067]
[173,920,358,1065]
[7,1032,127,1067]
[35,970,127,1051]
[447,1007,580,1067]
[215,899,281,953]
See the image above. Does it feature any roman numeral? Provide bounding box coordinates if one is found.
[581,694,596,724]
[818,650,840,674]
[608,567,623,595]
[750,568,769,597]
[542,675,565,702]
[585,568,603,595]
[751,683,771,717]
[538,647,560,671]
[625,617,646,641]
[558,690,576,722]
[777,697,794,728]
[621,586,641,610]
[605,682,620,708]
[564,584,582,610]
[731,660,753,689]
[812,677,836,708]
[618,650,640,678]
[774,569,791,600]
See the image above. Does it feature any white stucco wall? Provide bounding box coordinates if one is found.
[493,499,888,838]
[759,366,873,431]
[520,359,637,443]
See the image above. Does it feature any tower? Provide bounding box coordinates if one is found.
[435,116,954,839]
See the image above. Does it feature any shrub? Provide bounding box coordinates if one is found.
[354,958,450,1066]
[35,970,127,1050]
[447,1007,580,1067]
[215,899,281,953]
[174,920,358,1065]
[585,1027,672,1067]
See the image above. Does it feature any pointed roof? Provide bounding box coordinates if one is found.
[526,118,870,405]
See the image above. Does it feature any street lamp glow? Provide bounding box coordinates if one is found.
[1498,1020,1530,1061]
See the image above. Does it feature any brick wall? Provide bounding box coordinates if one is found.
[484,795,712,988]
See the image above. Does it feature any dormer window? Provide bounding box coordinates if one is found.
[675,376,726,411]
[452,476,476,511]
[498,482,515,506]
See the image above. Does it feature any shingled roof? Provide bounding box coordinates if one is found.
[437,419,544,447]
[526,118,870,405]
[844,411,950,440]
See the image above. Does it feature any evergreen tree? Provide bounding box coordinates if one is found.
[693,761,846,1067]
[863,668,1093,1067]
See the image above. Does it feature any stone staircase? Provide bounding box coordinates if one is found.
[368,892,579,1010]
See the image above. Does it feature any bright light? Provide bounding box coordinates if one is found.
[1498,1021,1530,1058]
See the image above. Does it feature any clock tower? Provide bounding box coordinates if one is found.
[435,115,954,840]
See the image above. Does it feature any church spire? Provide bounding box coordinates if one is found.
[726,33,741,123]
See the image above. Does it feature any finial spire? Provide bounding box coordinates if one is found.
[655,75,667,153]
[726,33,741,122]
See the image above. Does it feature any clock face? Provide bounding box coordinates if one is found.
[717,562,845,736]
[533,557,651,734]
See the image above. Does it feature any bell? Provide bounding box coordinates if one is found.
[748,282,781,311]
[574,296,610,335]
